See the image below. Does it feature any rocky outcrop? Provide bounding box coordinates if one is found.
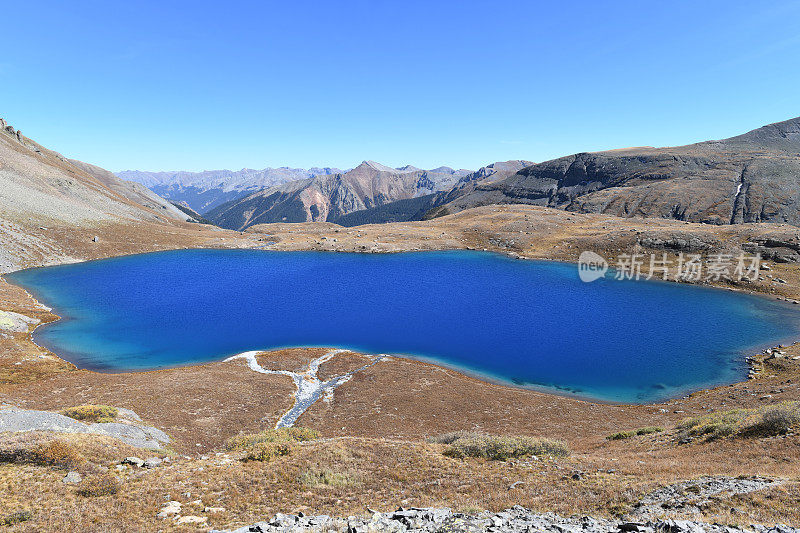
[1,117,24,145]
[636,231,720,253]
[0,405,170,449]
[215,504,798,533]
[214,476,790,532]
[742,231,800,263]
[437,117,800,226]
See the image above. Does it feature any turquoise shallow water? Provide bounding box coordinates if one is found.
[8,249,800,403]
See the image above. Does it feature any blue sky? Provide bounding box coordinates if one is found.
[2,1,799,172]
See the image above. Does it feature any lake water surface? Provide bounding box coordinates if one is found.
[9,249,800,403]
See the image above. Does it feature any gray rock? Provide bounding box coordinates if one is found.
[123,456,144,467]
[62,471,82,484]
[0,406,169,449]
[211,505,800,533]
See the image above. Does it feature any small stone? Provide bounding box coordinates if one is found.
[176,515,207,525]
[204,506,225,514]
[62,471,82,484]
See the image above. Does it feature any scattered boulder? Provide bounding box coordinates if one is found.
[122,457,144,467]
[143,457,162,468]
[157,501,182,519]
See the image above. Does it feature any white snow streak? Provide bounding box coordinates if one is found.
[225,349,384,428]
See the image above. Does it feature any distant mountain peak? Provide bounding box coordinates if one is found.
[362,160,403,173]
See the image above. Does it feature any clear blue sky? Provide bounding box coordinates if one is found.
[2,1,799,172]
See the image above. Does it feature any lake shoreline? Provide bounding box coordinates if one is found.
[4,245,800,408]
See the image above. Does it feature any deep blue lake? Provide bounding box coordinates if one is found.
[8,249,800,403]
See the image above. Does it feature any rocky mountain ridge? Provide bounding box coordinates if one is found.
[117,166,345,214]
[433,117,800,225]
[0,116,206,271]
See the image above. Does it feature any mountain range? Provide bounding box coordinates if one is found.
[204,161,471,229]
[122,117,800,231]
[35,115,800,235]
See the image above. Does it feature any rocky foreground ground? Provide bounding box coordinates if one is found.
[216,506,799,533]
[205,476,800,532]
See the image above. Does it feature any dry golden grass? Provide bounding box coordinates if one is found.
[436,434,569,461]
[678,401,800,441]
[0,433,798,531]
[0,437,85,470]
[76,472,122,497]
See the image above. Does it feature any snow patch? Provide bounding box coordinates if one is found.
[225,349,384,428]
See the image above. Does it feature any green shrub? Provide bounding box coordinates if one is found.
[242,441,293,462]
[77,472,121,497]
[744,402,800,437]
[606,430,636,441]
[636,426,664,435]
[226,427,319,462]
[678,409,748,440]
[606,426,663,440]
[61,405,119,424]
[678,402,800,441]
[442,435,569,461]
[0,511,31,526]
[225,427,320,451]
